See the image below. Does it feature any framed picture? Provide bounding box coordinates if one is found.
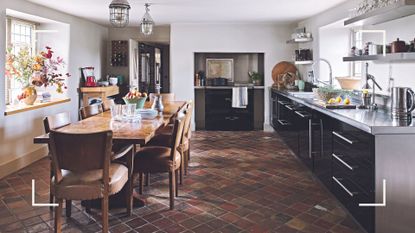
[206,59,234,81]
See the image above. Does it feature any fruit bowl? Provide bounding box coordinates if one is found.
[316,86,341,102]
[123,97,147,109]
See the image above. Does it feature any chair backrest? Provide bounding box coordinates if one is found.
[169,112,186,162]
[79,104,103,120]
[149,93,175,103]
[43,112,71,133]
[182,101,193,141]
[49,130,113,177]
[102,99,115,112]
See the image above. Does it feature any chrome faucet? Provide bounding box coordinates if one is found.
[363,63,382,110]
[311,58,333,86]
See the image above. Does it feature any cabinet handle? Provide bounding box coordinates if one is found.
[278,100,289,105]
[308,119,312,159]
[285,105,294,111]
[332,131,356,145]
[278,120,291,126]
[332,153,357,171]
[295,111,311,118]
[332,176,356,197]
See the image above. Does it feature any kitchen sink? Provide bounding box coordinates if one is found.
[288,92,315,99]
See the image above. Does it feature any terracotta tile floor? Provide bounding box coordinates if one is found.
[0,131,365,233]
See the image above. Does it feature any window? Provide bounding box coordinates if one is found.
[5,17,37,105]
[350,28,363,77]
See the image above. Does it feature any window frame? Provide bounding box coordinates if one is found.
[5,17,37,105]
[350,28,363,78]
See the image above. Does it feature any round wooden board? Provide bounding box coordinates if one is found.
[272,61,297,85]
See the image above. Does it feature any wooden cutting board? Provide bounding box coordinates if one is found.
[272,61,297,87]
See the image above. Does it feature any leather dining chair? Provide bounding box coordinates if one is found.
[79,104,103,120]
[133,113,186,210]
[146,101,193,185]
[102,99,115,112]
[149,93,175,103]
[43,112,72,212]
[48,130,134,233]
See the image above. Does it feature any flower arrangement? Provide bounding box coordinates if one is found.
[5,47,34,87]
[5,46,70,93]
[31,46,70,93]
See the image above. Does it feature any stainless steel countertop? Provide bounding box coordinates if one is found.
[195,86,265,89]
[272,88,415,135]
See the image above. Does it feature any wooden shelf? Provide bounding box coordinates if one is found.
[343,53,415,62]
[294,60,314,65]
[286,38,313,44]
[5,98,71,116]
[344,0,415,26]
[79,86,120,106]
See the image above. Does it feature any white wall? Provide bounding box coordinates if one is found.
[170,23,295,129]
[0,0,108,177]
[299,0,415,93]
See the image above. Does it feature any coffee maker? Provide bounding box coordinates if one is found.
[81,67,97,87]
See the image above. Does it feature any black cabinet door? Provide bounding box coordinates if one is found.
[314,113,333,187]
[295,109,313,169]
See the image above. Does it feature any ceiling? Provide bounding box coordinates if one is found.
[25,0,348,26]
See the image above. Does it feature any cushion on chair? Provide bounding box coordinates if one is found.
[52,163,128,200]
[134,146,181,173]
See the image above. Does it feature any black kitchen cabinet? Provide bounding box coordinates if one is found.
[205,89,254,131]
[270,89,374,233]
[331,121,375,233]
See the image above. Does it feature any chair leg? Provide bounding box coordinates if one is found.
[175,170,179,197]
[65,200,72,217]
[54,198,63,233]
[101,194,109,233]
[169,172,175,210]
[145,173,150,186]
[180,155,184,185]
[139,173,144,195]
[184,150,189,175]
[50,161,54,210]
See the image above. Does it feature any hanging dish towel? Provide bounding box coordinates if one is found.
[232,87,248,108]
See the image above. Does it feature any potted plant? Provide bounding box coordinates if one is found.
[248,71,263,86]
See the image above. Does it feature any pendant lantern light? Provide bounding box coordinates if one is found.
[140,3,154,36]
[109,0,131,28]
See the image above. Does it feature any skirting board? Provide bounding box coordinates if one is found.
[0,146,48,179]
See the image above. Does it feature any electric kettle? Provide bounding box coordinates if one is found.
[391,87,415,119]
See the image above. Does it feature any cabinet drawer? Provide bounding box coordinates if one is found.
[331,175,374,233]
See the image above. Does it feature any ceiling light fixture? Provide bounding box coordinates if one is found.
[109,0,131,28]
[140,3,154,36]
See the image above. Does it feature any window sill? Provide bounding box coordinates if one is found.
[4,98,71,116]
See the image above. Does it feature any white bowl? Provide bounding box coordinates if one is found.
[109,77,118,86]
[336,76,361,90]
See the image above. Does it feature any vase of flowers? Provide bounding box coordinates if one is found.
[5,46,70,105]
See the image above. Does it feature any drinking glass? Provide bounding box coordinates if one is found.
[110,104,122,120]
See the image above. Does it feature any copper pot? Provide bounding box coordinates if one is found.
[391,38,407,53]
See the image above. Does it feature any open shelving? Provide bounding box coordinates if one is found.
[343,52,415,62]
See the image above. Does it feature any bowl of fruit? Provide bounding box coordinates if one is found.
[123,89,148,109]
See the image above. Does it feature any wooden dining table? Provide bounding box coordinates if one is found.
[33,100,186,209]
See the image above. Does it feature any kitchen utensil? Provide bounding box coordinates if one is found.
[391,87,415,119]
[82,67,97,87]
[109,77,118,86]
[336,76,361,90]
[271,62,297,87]
[391,38,407,53]
[298,80,305,91]
[359,90,372,109]
[368,44,383,55]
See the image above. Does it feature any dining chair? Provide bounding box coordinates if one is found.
[49,130,134,233]
[149,93,175,103]
[102,99,115,112]
[133,113,186,210]
[79,103,103,119]
[43,112,72,213]
[146,101,193,184]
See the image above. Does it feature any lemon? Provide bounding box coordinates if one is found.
[344,98,351,105]
[328,98,336,104]
[335,96,342,103]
